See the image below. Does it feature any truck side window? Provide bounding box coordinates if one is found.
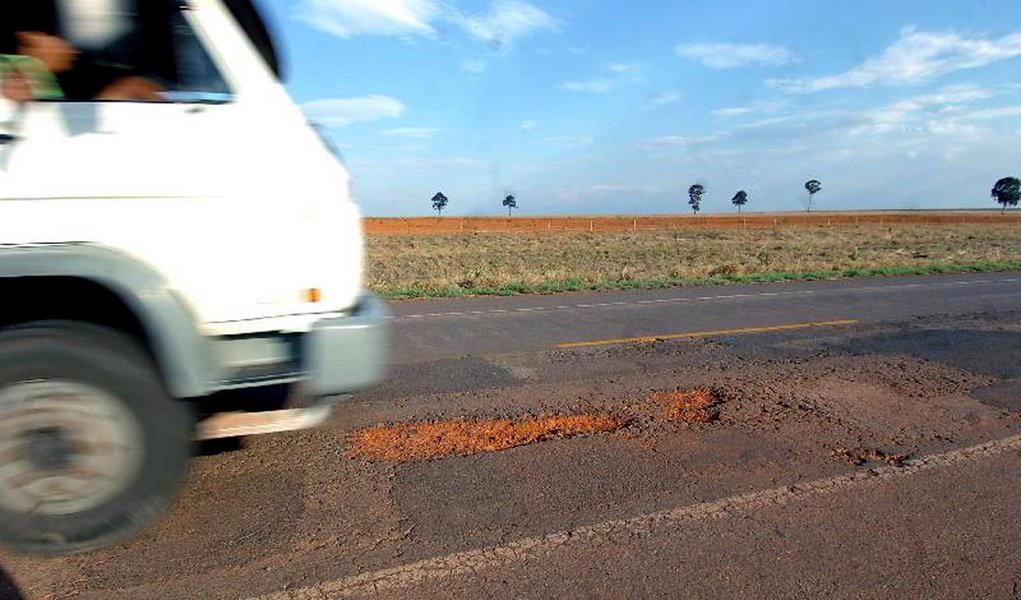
[0,0,232,104]
[165,10,233,103]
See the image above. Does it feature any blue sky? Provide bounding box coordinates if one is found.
[261,0,1021,216]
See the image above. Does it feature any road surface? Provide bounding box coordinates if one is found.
[2,272,1020,599]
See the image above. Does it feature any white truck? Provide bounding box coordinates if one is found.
[0,0,390,555]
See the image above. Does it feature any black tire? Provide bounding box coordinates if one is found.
[0,321,193,556]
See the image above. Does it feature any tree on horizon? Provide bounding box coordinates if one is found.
[732,190,749,213]
[431,192,449,216]
[502,194,518,216]
[804,180,822,212]
[688,184,705,214]
[992,177,1020,213]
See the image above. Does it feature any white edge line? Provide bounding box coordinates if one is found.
[394,278,1020,321]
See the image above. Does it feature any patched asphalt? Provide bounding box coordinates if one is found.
[2,273,1019,600]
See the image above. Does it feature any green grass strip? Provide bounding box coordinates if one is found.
[374,261,1021,301]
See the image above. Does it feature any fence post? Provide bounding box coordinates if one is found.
[590,220,594,232]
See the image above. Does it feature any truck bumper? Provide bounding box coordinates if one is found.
[197,292,391,438]
[304,292,392,397]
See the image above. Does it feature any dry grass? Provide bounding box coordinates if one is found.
[650,389,722,423]
[349,413,627,463]
[365,224,1021,295]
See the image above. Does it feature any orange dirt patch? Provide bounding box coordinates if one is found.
[651,389,722,423]
[349,413,627,463]
[363,212,1021,235]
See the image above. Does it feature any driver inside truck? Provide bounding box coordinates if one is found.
[0,0,170,103]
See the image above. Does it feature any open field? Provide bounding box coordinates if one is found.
[364,211,1021,235]
[365,222,1021,298]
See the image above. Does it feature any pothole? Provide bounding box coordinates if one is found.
[649,389,724,423]
[349,413,628,464]
[349,388,735,464]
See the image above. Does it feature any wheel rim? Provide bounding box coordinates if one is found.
[0,380,143,517]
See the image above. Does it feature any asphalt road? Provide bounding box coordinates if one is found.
[3,272,1020,599]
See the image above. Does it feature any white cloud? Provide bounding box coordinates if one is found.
[710,101,787,119]
[850,84,994,135]
[923,120,982,137]
[450,1,556,50]
[561,78,616,94]
[382,127,442,138]
[545,183,666,205]
[675,42,795,68]
[607,62,640,74]
[301,95,406,127]
[295,0,438,38]
[399,155,488,169]
[461,59,489,74]
[520,120,539,130]
[771,27,1021,94]
[712,107,754,118]
[650,90,683,106]
[562,62,645,94]
[644,135,689,146]
[296,0,557,50]
[543,135,595,148]
[588,184,663,194]
[852,87,1021,138]
[641,133,723,147]
[640,84,1017,164]
[964,106,1021,120]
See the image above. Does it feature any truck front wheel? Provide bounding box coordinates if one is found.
[0,322,192,556]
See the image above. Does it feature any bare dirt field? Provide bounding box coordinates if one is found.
[364,211,1021,235]
[365,221,1021,296]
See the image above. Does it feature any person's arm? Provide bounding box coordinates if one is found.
[15,32,76,75]
[1,0,74,103]
[97,76,164,101]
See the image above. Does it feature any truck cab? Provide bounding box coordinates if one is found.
[0,0,390,555]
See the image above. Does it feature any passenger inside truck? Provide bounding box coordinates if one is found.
[0,0,231,103]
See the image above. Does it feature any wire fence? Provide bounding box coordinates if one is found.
[364,212,1021,235]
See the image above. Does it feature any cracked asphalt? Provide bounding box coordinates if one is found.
[2,273,1020,600]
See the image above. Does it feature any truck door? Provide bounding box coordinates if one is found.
[0,101,20,197]
[0,1,236,206]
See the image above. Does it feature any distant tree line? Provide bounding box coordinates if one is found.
[682,176,1018,214]
[427,175,1020,216]
[993,177,1020,213]
[686,181,817,214]
[430,192,448,216]
[503,195,518,216]
[429,192,520,216]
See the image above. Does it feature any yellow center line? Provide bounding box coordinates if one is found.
[555,319,859,349]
